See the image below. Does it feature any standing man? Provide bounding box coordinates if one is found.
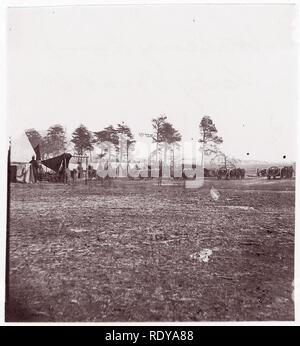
[29,156,39,183]
[77,163,83,179]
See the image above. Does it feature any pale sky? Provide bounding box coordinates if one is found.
[7,4,298,162]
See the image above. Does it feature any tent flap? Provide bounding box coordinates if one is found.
[42,153,72,172]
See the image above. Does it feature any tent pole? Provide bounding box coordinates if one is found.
[64,158,67,184]
[5,139,11,317]
[85,157,88,185]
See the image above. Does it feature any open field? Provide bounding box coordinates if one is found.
[6,177,295,321]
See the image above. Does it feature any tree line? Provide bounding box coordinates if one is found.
[25,115,223,162]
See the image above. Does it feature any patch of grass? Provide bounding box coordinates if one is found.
[7,178,295,321]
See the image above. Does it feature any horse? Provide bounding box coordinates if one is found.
[236,168,245,179]
[216,167,229,180]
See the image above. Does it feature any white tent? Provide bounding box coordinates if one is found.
[10,133,35,163]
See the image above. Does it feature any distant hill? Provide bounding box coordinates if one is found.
[238,160,295,167]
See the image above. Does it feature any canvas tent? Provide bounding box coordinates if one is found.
[10,133,36,164]
[10,133,36,183]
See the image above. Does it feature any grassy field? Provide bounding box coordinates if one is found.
[6,177,295,321]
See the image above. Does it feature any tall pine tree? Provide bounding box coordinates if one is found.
[44,124,67,157]
[71,124,94,156]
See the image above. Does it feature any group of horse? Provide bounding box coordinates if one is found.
[210,167,246,180]
[257,166,294,180]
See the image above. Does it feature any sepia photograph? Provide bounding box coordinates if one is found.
[3,2,298,322]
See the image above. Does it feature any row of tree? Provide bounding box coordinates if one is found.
[25,115,223,161]
[26,125,67,159]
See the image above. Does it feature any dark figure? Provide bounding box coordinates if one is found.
[88,165,93,179]
[239,168,245,179]
[288,166,294,178]
[158,160,163,186]
[71,169,77,182]
[77,164,83,179]
[29,156,39,183]
[229,168,237,179]
[148,165,152,179]
[235,168,245,179]
[280,166,294,179]
[37,162,44,181]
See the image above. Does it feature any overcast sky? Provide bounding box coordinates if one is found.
[7,4,298,162]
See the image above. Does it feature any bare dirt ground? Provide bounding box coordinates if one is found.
[6,177,295,321]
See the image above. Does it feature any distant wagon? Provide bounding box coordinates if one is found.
[266,166,281,180]
[266,166,294,180]
[280,166,294,179]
